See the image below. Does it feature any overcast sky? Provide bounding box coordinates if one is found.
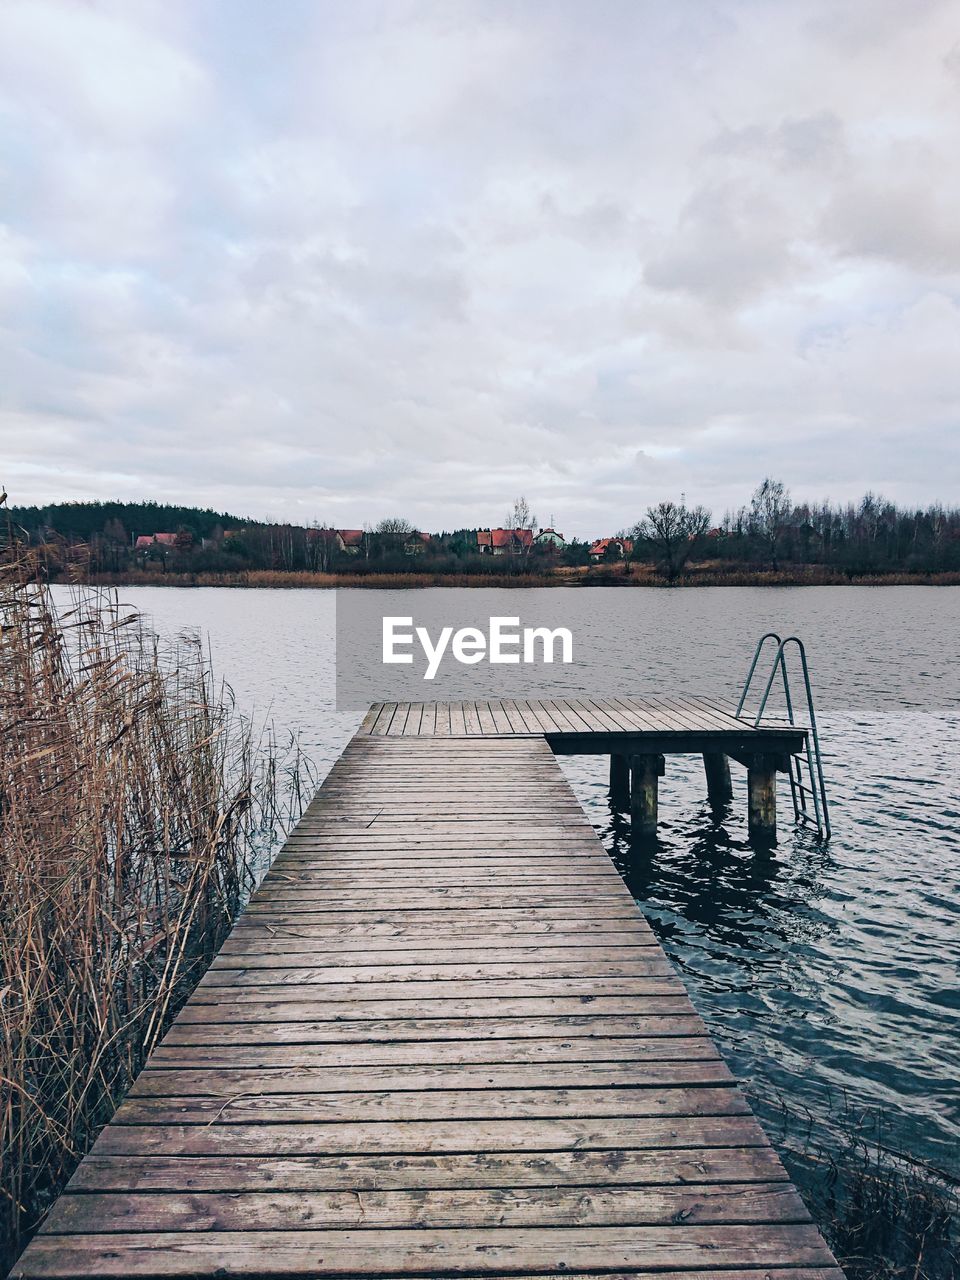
[1,0,959,538]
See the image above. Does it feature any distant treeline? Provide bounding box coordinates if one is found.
[714,484,960,575]
[7,486,960,580]
[8,500,247,543]
[635,482,960,580]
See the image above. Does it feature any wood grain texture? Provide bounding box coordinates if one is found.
[12,1225,837,1277]
[357,695,807,753]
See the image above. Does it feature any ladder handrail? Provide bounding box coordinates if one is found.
[736,632,795,723]
[736,633,831,841]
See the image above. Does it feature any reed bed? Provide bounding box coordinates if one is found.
[84,568,564,589]
[83,566,960,589]
[0,552,300,1272]
[773,1095,959,1280]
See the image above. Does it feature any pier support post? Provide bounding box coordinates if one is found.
[747,756,777,840]
[609,754,630,808]
[702,752,733,806]
[631,753,664,837]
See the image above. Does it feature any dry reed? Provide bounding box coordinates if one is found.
[772,1094,959,1279]
[82,566,960,589]
[0,549,299,1272]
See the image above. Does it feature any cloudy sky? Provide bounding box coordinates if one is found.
[1,0,959,537]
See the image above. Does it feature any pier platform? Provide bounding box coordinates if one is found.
[10,699,841,1279]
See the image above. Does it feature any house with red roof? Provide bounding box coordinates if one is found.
[335,529,364,554]
[477,528,534,556]
[403,532,431,555]
[134,533,178,551]
[589,536,633,562]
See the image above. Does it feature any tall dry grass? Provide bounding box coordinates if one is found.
[0,550,299,1272]
[773,1095,959,1279]
[83,565,960,589]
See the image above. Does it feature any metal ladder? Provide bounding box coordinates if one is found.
[736,633,831,840]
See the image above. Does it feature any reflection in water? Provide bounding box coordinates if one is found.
[609,801,833,954]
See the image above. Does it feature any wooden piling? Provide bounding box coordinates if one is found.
[702,752,733,806]
[747,756,777,839]
[609,754,630,808]
[630,754,664,837]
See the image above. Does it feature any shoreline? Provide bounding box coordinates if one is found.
[70,567,960,589]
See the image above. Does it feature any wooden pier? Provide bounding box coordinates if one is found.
[10,698,840,1279]
[362,694,807,840]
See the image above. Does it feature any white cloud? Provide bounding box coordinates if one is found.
[0,0,958,537]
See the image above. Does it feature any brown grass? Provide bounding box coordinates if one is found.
[82,565,960,589]
[773,1095,959,1280]
[85,568,564,589]
[0,550,298,1272]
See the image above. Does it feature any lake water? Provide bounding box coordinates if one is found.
[53,584,960,1204]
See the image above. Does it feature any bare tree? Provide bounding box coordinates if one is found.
[376,517,414,535]
[633,500,711,582]
[505,496,537,557]
[749,478,791,569]
[371,516,414,559]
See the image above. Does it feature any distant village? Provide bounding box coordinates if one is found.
[134,524,633,564]
[9,489,960,581]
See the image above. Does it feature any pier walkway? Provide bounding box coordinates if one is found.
[11,699,841,1279]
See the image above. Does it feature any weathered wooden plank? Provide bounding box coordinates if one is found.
[245,893,640,912]
[291,813,593,826]
[217,933,656,957]
[281,831,594,842]
[64,1145,793,1193]
[240,908,650,928]
[259,870,627,890]
[538,697,592,732]
[131,1039,727,1090]
[91,1113,773,1156]
[115,1084,744,1125]
[525,698,565,733]
[43,1182,810,1233]
[130,1056,725,1096]
[240,900,648,918]
[147,1033,711,1068]
[368,702,397,736]
[197,959,676,988]
[65,1146,793,1192]
[227,908,651,931]
[510,698,549,732]
[357,702,383,734]
[257,867,626,883]
[164,1014,704,1044]
[462,700,482,734]
[188,976,691,1003]
[158,1021,710,1052]
[474,699,499,734]
[229,911,651,934]
[568,698,628,734]
[173,999,698,1025]
[212,945,660,971]
[12,1224,836,1276]
[664,694,746,731]
[217,937,660,962]
[279,834,600,846]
